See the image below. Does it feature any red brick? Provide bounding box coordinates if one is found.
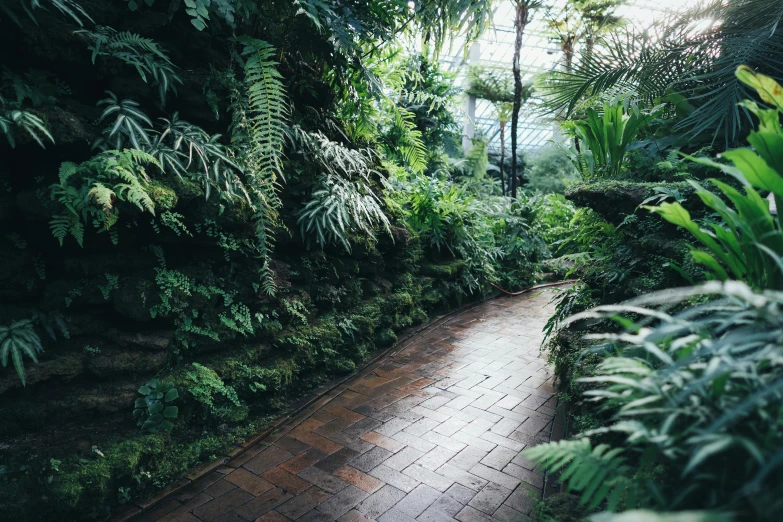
[333,466,385,494]
[325,405,367,423]
[280,448,326,474]
[225,468,275,496]
[293,431,344,455]
[262,467,312,494]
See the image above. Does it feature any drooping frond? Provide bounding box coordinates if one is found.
[237,37,289,183]
[297,173,391,252]
[78,27,182,104]
[0,109,54,148]
[0,319,44,386]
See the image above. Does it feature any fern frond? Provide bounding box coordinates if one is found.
[0,319,44,386]
[524,438,638,511]
[78,27,181,104]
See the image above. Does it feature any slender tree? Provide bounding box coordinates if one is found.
[466,66,531,196]
[496,103,512,195]
[510,0,541,199]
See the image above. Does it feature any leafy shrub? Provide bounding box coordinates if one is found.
[133,379,179,433]
[525,143,580,194]
[529,281,783,519]
[297,173,391,251]
[49,150,157,246]
[184,363,247,423]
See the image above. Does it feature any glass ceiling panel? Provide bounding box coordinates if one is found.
[442,0,702,155]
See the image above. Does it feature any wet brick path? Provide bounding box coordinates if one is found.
[141,287,562,522]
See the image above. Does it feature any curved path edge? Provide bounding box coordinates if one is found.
[115,282,571,522]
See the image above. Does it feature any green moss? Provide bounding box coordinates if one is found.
[146,181,179,210]
[420,260,465,277]
[538,493,586,522]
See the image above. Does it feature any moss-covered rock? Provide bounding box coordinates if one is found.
[566,180,695,225]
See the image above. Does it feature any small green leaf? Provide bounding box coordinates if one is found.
[163,406,178,418]
[164,388,179,402]
[138,385,151,395]
[148,402,163,414]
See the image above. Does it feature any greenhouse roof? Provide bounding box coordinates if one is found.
[444,0,700,154]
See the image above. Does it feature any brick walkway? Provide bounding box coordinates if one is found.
[142,288,562,522]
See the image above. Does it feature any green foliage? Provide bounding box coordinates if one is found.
[78,27,181,105]
[184,363,246,423]
[467,65,532,104]
[0,108,53,148]
[133,379,179,433]
[572,101,649,178]
[525,438,641,511]
[647,68,783,290]
[544,281,783,518]
[237,37,288,184]
[539,0,783,145]
[49,150,158,246]
[0,319,43,386]
[93,94,244,201]
[297,173,391,251]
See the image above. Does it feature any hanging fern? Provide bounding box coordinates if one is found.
[78,27,182,105]
[228,38,290,296]
[237,37,288,182]
[391,107,427,174]
[0,319,44,386]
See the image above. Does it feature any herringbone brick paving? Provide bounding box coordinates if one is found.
[145,288,561,522]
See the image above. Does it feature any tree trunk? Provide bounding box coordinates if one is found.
[562,36,574,72]
[511,2,529,199]
[585,35,595,63]
[499,121,506,196]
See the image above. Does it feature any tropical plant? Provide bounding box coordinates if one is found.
[133,378,179,433]
[0,319,44,386]
[0,108,53,148]
[571,101,648,178]
[648,67,783,290]
[93,93,246,201]
[297,172,391,251]
[529,280,783,518]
